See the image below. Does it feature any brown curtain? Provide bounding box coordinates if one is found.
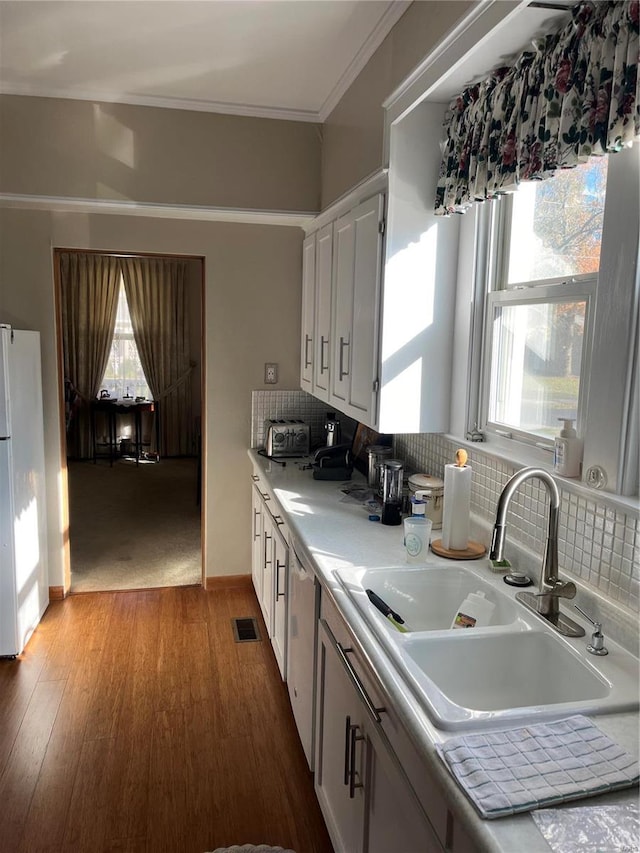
[60,252,121,458]
[120,257,192,456]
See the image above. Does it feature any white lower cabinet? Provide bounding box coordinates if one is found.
[251,483,264,604]
[250,477,288,680]
[315,601,443,853]
[271,521,288,678]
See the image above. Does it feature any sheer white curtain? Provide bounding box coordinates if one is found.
[60,252,121,458]
[120,257,192,456]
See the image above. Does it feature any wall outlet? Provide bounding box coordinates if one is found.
[264,363,278,384]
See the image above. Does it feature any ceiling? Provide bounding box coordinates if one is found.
[0,0,410,122]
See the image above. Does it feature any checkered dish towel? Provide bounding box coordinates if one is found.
[436,715,639,819]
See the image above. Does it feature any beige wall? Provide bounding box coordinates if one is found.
[0,207,303,586]
[321,0,474,207]
[0,95,321,211]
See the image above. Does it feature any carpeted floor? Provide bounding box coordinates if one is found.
[68,457,201,592]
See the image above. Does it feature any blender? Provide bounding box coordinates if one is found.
[381,459,404,526]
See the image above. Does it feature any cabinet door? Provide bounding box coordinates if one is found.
[301,233,316,391]
[271,525,288,680]
[260,512,274,637]
[349,194,384,424]
[287,545,318,770]
[365,720,443,853]
[251,485,263,604]
[313,223,333,402]
[330,195,384,427]
[315,619,366,853]
[330,211,355,411]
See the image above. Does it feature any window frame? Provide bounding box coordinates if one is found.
[465,145,639,497]
[480,278,596,450]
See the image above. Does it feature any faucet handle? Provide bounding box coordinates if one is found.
[574,605,609,656]
[546,578,577,599]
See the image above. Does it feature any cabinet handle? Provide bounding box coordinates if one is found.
[339,337,349,380]
[264,532,272,567]
[253,508,260,541]
[261,491,270,501]
[251,474,260,481]
[273,515,284,526]
[320,336,329,374]
[343,715,351,786]
[321,619,385,724]
[275,559,286,599]
[304,334,313,368]
[349,722,365,799]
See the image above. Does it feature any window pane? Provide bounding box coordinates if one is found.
[507,158,608,285]
[101,283,152,400]
[488,300,586,439]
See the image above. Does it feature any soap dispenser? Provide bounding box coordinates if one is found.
[553,418,583,478]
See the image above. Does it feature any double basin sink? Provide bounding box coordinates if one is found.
[334,562,639,731]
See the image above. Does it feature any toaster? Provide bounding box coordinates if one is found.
[264,419,310,458]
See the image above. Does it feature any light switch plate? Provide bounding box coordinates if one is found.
[264,363,278,384]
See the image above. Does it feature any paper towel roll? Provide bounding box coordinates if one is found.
[442,463,471,550]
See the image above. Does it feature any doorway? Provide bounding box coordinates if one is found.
[54,249,205,593]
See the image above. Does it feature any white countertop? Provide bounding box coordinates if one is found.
[248,450,640,853]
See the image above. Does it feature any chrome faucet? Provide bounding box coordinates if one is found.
[490,467,584,636]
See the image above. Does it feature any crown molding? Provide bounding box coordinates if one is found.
[318,0,412,122]
[0,83,321,123]
[0,193,318,228]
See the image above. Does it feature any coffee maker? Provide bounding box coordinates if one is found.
[312,412,352,480]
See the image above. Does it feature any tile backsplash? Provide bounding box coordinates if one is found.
[251,390,341,449]
[394,433,640,620]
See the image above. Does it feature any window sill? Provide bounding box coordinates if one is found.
[445,432,640,518]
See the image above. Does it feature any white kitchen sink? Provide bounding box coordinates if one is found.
[335,564,524,634]
[334,563,640,730]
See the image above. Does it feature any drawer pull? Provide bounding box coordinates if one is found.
[321,619,385,724]
[304,334,312,368]
[339,337,349,380]
[275,559,286,599]
[320,336,329,374]
[348,721,365,799]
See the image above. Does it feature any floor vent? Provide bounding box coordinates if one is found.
[232,617,261,643]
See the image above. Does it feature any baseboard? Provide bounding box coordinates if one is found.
[205,574,252,591]
[49,586,66,601]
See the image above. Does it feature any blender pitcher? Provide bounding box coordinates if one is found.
[381,459,403,526]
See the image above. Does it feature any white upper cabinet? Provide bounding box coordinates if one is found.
[301,133,459,432]
[331,194,384,425]
[300,233,316,391]
[313,223,333,403]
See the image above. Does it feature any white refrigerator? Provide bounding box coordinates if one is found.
[0,326,49,657]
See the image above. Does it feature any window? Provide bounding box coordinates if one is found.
[465,144,639,497]
[101,280,152,400]
[480,158,607,447]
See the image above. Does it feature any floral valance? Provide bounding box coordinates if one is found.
[434,1,639,216]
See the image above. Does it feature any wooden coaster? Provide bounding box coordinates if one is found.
[430,539,487,560]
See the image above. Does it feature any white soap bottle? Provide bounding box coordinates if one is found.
[450,590,495,629]
[553,418,583,478]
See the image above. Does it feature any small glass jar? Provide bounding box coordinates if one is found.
[408,473,445,529]
[366,445,393,492]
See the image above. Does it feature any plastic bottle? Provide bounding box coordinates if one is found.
[553,418,583,478]
[450,590,495,629]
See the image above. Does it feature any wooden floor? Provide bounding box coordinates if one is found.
[0,583,334,853]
